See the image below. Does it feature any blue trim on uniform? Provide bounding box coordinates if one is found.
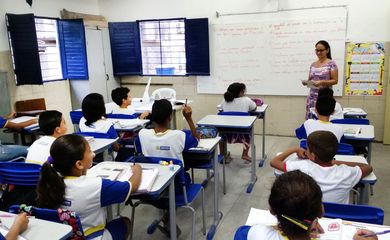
[0,232,6,240]
[183,130,198,151]
[100,179,130,207]
[107,125,119,139]
[105,218,128,240]
[0,117,6,128]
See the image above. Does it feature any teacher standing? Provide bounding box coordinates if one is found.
[302,40,338,119]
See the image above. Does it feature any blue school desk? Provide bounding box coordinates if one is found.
[0,210,72,240]
[4,116,40,145]
[197,115,258,194]
[335,123,375,164]
[89,162,181,240]
[185,137,223,240]
[273,154,377,205]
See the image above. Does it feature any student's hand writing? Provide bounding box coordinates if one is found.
[353,229,378,240]
[139,111,150,119]
[296,148,308,159]
[12,213,29,234]
[182,105,193,119]
[309,218,324,238]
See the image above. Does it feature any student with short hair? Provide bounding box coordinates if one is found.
[111,87,150,119]
[36,134,142,240]
[301,95,344,142]
[26,110,67,165]
[220,82,257,163]
[317,87,343,120]
[271,131,373,204]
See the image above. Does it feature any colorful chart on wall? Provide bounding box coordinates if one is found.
[345,42,385,96]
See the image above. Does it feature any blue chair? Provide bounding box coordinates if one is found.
[69,110,83,132]
[9,205,84,239]
[128,156,205,240]
[295,124,307,139]
[106,113,139,119]
[331,118,370,125]
[0,162,41,186]
[323,202,384,225]
[234,225,251,240]
[300,139,355,155]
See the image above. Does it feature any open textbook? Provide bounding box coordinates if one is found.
[245,208,390,240]
[343,126,361,136]
[88,163,158,193]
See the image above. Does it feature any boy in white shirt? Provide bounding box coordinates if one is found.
[111,87,149,119]
[298,95,344,142]
[317,87,343,120]
[271,131,373,204]
[26,110,67,165]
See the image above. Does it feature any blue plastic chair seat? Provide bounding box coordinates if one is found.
[70,110,83,125]
[234,225,251,240]
[175,184,203,207]
[323,202,384,225]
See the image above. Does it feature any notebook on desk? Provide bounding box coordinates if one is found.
[88,163,159,193]
[343,126,361,136]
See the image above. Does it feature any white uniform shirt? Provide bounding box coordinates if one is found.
[285,159,362,204]
[330,102,344,120]
[63,176,131,239]
[248,224,285,240]
[26,136,56,165]
[79,117,117,139]
[220,96,256,112]
[138,129,198,162]
[110,105,136,115]
[304,119,344,142]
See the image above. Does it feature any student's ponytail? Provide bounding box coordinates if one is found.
[36,162,66,209]
[36,134,87,209]
[224,91,235,102]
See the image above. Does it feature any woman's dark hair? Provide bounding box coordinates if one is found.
[39,110,63,135]
[111,87,130,106]
[152,99,173,124]
[269,170,323,238]
[224,82,246,102]
[82,93,106,126]
[316,40,332,59]
[36,134,87,209]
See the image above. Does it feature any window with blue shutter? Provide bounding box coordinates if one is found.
[185,18,210,76]
[109,22,142,76]
[6,13,43,85]
[58,19,89,80]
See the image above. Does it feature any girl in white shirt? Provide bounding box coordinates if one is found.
[220,82,256,163]
[36,134,142,240]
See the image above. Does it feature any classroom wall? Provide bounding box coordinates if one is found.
[0,0,100,132]
[98,0,390,141]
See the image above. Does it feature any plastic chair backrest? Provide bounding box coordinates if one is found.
[295,124,307,140]
[106,113,139,119]
[331,118,370,125]
[9,205,85,237]
[234,225,251,240]
[323,202,384,225]
[300,139,355,155]
[69,110,83,125]
[151,88,176,101]
[218,111,250,116]
[0,162,41,186]
[76,131,111,139]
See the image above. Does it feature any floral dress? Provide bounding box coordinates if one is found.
[306,60,338,119]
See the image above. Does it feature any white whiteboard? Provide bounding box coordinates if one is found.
[198,7,347,96]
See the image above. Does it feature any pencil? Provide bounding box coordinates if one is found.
[185,99,188,106]
[362,230,390,237]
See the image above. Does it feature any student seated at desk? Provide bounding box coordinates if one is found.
[0,213,29,240]
[79,93,131,161]
[299,95,343,142]
[0,112,38,162]
[219,82,256,163]
[36,134,142,240]
[26,110,67,165]
[245,170,377,240]
[111,87,150,119]
[317,87,343,120]
[271,131,373,204]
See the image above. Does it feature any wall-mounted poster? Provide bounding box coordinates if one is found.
[345,42,385,96]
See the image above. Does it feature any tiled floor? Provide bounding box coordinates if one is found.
[122,135,390,240]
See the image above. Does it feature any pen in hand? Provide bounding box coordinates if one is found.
[185,98,188,106]
[361,230,390,238]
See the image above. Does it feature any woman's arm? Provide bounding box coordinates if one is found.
[314,68,338,87]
